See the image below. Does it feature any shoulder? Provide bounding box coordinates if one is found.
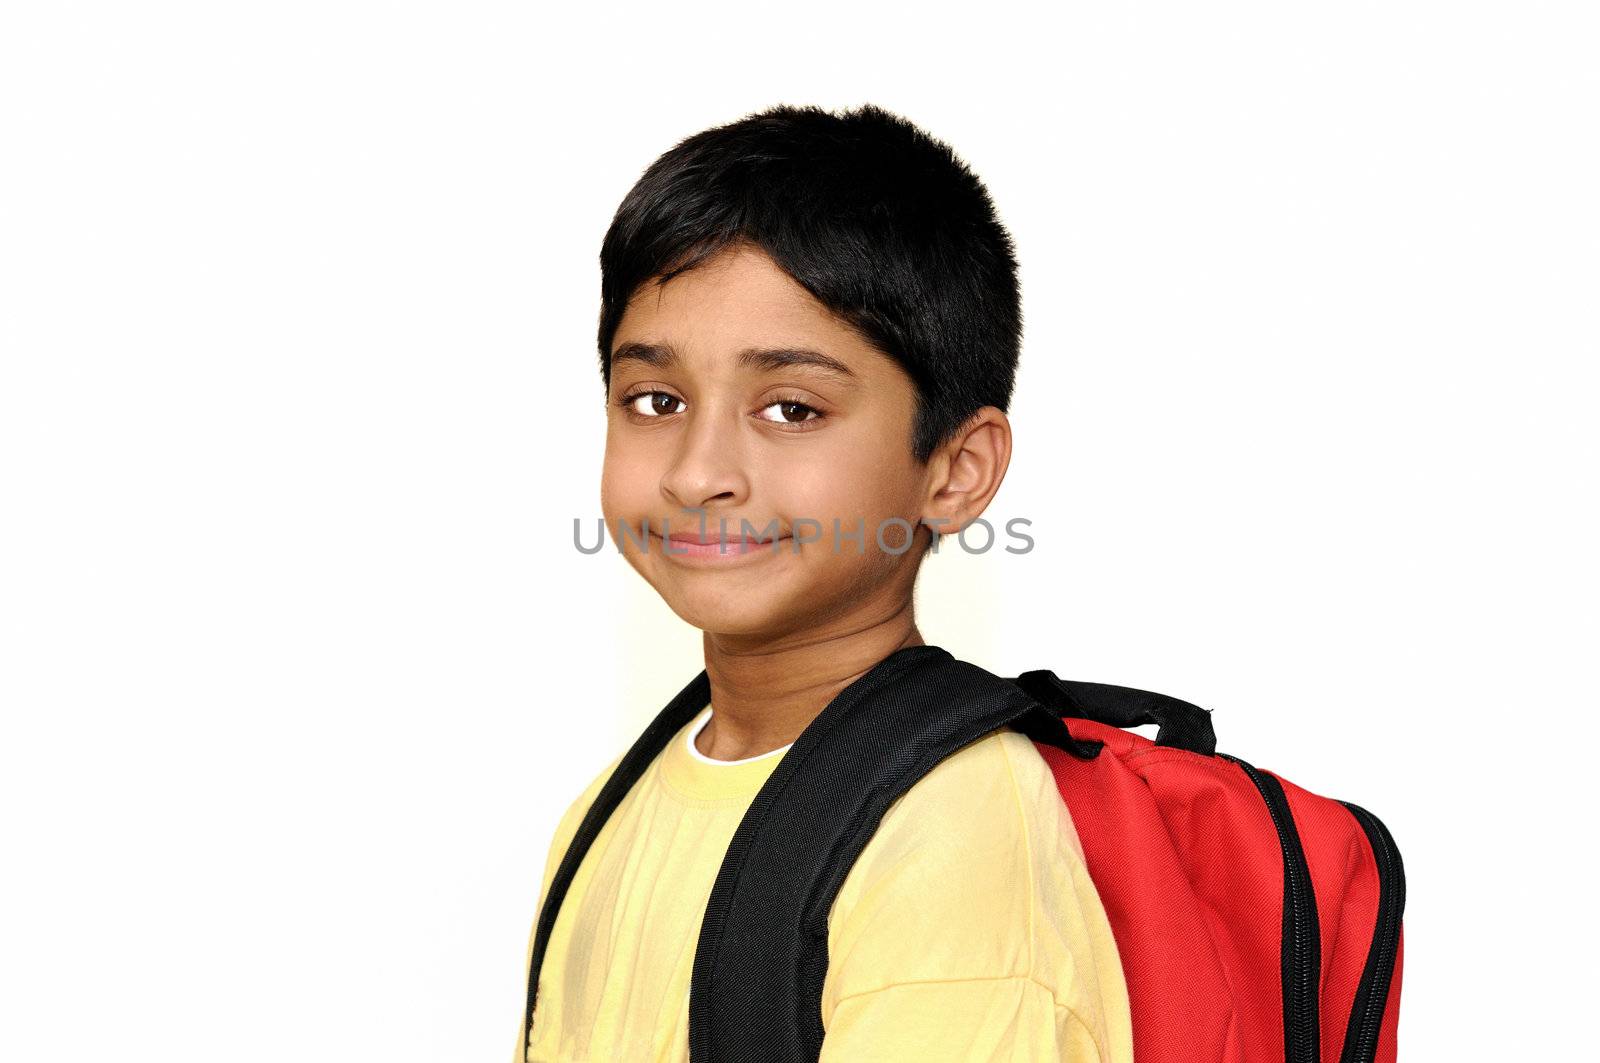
[561,748,627,827]
[552,747,626,842]
[838,726,1081,884]
[821,727,1123,1044]
[824,730,1051,958]
[533,748,627,908]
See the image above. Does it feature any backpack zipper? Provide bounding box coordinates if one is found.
[1219,753,1321,1063]
[1336,801,1406,1063]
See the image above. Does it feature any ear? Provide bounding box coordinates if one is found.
[921,407,1013,542]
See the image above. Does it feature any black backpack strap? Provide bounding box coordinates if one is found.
[521,667,713,1057]
[689,644,1101,1062]
[1010,669,1218,756]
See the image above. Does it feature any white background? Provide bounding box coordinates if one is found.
[2,2,1595,1059]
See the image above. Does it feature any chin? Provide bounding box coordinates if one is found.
[683,611,784,640]
[664,589,791,637]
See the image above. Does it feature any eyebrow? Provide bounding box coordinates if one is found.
[611,341,858,383]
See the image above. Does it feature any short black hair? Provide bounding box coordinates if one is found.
[597,102,1022,467]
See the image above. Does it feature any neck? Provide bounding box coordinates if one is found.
[695,614,925,761]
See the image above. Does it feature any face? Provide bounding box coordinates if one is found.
[600,243,939,641]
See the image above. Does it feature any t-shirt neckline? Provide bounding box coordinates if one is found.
[684,705,795,765]
[658,704,792,803]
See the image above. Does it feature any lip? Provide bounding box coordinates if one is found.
[666,531,777,546]
[652,531,793,562]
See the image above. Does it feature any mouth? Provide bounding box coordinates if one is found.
[650,530,793,560]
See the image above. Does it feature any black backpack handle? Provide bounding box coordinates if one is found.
[1009,670,1218,756]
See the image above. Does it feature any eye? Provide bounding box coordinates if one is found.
[619,390,684,417]
[756,397,824,427]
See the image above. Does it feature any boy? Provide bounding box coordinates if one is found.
[519,103,1133,1062]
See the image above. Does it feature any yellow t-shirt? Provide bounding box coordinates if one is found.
[517,704,1133,1062]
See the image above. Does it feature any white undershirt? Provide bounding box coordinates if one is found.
[684,706,795,765]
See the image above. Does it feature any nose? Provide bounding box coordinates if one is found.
[659,405,749,513]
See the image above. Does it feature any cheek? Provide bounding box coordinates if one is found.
[777,442,915,529]
[600,438,651,522]
[599,465,618,524]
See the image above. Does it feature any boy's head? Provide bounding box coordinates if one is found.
[597,103,1021,639]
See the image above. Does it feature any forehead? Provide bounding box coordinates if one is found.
[610,245,884,379]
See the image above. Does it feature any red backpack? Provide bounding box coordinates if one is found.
[1013,669,1406,1063]
[524,645,1406,1061]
